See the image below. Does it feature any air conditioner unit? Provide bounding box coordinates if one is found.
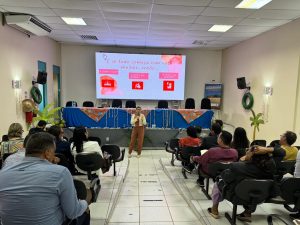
[5,14,52,36]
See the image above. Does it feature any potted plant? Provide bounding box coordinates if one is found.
[33,103,65,127]
[250,109,264,141]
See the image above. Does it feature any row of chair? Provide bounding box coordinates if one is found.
[66,98,213,109]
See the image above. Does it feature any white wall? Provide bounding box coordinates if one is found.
[61,45,222,108]
[0,14,61,136]
[221,18,300,145]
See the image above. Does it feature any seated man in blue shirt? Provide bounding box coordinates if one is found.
[0,132,89,225]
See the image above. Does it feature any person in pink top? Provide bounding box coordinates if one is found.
[191,131,238,186]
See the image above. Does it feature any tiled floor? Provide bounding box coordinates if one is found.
[108,150,204,225]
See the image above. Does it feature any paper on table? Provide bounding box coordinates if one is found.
[201,149,208,155]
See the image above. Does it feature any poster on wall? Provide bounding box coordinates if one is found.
[204,83,223,110]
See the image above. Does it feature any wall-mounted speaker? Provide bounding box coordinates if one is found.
[237,77,247,89]
[37,71,47,84]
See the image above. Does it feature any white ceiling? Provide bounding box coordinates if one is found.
[1,0,300,49]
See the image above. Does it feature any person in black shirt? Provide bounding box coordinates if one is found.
[29,120,47,135]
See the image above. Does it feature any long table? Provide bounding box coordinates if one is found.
[63,107,214,129]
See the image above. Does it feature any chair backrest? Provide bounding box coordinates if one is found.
[235,179,274,204]
[158,100,168,108]
[73,179,87,200]
[276,160,296,176]
[75,152,104,173]
[268,140,280,147]
[66,101,77,107]
[295,146,300,150]
[185,98,195,109]
[82,101,94,107]
[101,144,121,160]
[169,138,179,151]
[88,136,101,146]
[200,98,211,109]
[180,146,201,161]
[208,162,232,178]
[251,139,267,147]
[112,99,122,108]
[125,100,136,108]
[280,177,300,209]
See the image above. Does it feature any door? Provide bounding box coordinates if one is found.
[38,60,47,111]
[53,65,61,107]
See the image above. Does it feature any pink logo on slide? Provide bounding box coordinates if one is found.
[99,69,119,75]
[129,73,149,80]
[159,72,179,79]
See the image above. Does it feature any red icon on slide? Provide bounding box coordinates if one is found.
[163,81,174,91]
[101,79,114,88]
[132,81,144,90]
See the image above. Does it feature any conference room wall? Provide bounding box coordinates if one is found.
[61,45,222,109]
[221,17,300,145]
[0,14,61,135]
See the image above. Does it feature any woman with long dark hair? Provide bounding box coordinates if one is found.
[231,127,250,159]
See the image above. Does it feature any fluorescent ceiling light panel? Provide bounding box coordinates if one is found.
[61,17,86,25]
[208,25,233,32]
[235,0,272,9]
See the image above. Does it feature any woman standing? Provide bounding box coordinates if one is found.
[129,106,147,158]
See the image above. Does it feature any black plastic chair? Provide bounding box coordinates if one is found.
[112,99,122,108]
[82,101,94,107]
[200,98,211,109]
[88,136,101,147]
[224,179,274,225]
[185,98,195,109]
[101,145,125,176]
[179,146,201,179]
[66,101,78,107]
[75,152,104,202]
[125,100,136,108]
[158,100,168,109]
[268,140,280,147]
[165,138,179,166]
[250,139,267,147]
[276,160,296,178]
[73,179,87,200]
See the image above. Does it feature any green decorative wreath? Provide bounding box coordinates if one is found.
[30,86,42,104]
[242,92,254,110]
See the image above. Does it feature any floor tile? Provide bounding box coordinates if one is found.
[139,195,167,207]
[110,207,139,223]
[140,206,172,222]
[169,207,198,222]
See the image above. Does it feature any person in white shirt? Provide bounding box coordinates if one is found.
[71,127,103,174]
[128,106,147,158]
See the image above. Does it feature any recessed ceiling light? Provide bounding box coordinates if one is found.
[235,0,272,9]
[208,25,233,32]
[61,17,86,25]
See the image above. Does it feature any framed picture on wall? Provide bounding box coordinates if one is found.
[204,83,223,110]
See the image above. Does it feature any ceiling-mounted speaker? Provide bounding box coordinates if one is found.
[237,77,247,89]
[37,71,47,84]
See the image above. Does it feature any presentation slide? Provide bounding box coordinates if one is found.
[95,52,186,100]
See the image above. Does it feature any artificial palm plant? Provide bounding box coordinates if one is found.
[250,109,264,141]
[33,103,65,127]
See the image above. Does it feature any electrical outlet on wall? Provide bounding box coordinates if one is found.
[106,137,109,142]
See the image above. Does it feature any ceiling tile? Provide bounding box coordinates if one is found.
[0,0,46,8]
[154,0,210,7]
[188,24,216,31]
[101,2,152,14]
[51,29,76,35]
[83,17,106,26]
[149,22,189,30]
[221,32,259,38]
[152,5,204,16]
[107,20,148,28]
[37,16,65,24]
[43,0,99,10]
[229,25,274,33]
[151,14,197,24]
[249,9,300,20]
[195,16,243,25]
[186,30,222,37]
[53,8,101,18]
[209,0,241,8]
[215,36,248,41]
[50,34,82,39]
[201,7,252,18]
[239,18,290,26]
[1,6,56,16]
[48,23,72,29]
[84,40,115,45]
[103,12,149,21]
[71,25,109,32]
[100,0,152,4]
[264,0,300,10]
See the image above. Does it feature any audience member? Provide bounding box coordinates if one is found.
[0,123,24,159]
[208,146,284,221]
[192,131,238,186]
[0,132,89,225]
[28,120,47,134]
[200,123,222,150]
[179,126,201,148]
[215,119,223,129]
[231,127,250,159]
[1,135,8,142]
[48,125,76,174]
[278,131,298,160]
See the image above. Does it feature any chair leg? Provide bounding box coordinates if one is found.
[171,153,175,166]
[113,162,116,176]
[225,204,237,225]
[201,178,211,200]
[181,168,188,179]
